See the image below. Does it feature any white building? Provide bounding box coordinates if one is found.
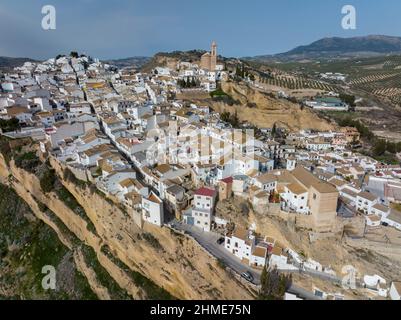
[364,274,388,298]
[281,182,309,214]
[224,227,268,268]
[184,187,216,232]
[142,192,164,227]
[381,209,401,231]
[225,227,254,261]
[389,282,401,300]
[356,191,379,214]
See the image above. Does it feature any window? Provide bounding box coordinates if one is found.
[313,194,317,200]
[235,242,238,248]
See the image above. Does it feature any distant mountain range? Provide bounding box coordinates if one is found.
[102,56,151,69]
[0,57,37,70]
[249,35,401,62]
[4,35,401,70]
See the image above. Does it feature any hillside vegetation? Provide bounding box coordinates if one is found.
[0,183,97,299]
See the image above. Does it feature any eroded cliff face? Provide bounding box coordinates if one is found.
[215,81,335,132]
[0,153,254,300]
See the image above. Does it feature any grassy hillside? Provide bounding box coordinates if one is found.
[0,183,97,300]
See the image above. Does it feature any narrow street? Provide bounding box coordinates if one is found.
[172,222,338,300]
[172,222,262,284]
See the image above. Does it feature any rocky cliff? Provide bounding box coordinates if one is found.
[217,81,336,132]
[0,151,254,300]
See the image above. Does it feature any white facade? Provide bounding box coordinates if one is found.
[356,193,378,214]
[281,185,309,214]
[390,282,401,300]
[192,191,215,232]
[225,233,253,261]
[142,192,164,227]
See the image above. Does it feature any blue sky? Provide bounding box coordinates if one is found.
[1,0,401,59]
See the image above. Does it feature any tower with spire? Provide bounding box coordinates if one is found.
[201,41,218,71]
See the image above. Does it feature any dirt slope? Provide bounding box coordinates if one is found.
[217,81,336,131]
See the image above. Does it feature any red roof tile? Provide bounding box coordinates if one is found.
[195,187,216,197]
[220,177,233,184]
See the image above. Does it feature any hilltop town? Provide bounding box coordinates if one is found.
[1,42,401,301]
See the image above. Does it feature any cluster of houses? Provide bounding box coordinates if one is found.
[2,47,401,300]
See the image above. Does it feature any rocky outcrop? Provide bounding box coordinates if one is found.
[212,81,336,132]
[0,153,253,300]
[73,249,111,300]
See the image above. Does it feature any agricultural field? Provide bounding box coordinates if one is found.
[245,55,401,142]
[261,55,401,106]
[258,72,335,91]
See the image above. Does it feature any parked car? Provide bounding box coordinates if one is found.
[241,272,254,283]
[216,237,225,245]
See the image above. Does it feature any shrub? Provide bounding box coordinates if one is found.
[0,118,20,132]
[14,151,40,173]
[142,233,163,251]
[101,245,174,300]
[258,266,292,300]
[40,168,56,193]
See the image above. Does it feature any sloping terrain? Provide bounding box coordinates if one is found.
[0,138,254,300]
[0,183,97,299]
[180,80,336,132]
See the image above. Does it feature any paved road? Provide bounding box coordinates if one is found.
[172,222,262,284]
[287,284,322,300]
[171,222,338,300]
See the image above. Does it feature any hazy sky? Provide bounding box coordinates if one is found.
[1,0,400,59]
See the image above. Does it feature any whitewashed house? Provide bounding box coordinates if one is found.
[142,192,164,227]
[389,282,401,300]
[356,191,379,214]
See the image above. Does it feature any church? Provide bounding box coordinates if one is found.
[200,41,217,71]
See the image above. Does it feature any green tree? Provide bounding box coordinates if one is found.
[272,123,277,138]
[259,266,292,300]
[339,94,356,107]
[386,142,397,154]
[0,118,20,132]
[372,139,387,156]
[231,111,240,128]
[221,111,231,123]
[40,168,56,193]
[235,65,241,77]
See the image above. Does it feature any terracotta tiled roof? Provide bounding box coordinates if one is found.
[194,187,216,197]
